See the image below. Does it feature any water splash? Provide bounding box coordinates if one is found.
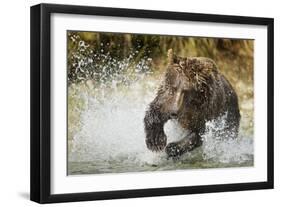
[68,76,163,165]
[201,116,254,165]
[68,35,152,84]
[68,74,253,174]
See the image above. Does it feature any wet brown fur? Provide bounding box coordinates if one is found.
[144,49,240,158]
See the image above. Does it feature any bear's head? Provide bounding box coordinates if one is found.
[160,49,217,119]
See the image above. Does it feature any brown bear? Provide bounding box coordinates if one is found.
[144,49,240,158]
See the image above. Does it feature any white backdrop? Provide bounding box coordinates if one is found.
[0,0,279,206]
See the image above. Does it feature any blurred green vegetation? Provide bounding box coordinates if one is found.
[67,31,253,87]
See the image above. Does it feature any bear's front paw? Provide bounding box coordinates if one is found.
[165,142,186,158]
[146,134,167,152]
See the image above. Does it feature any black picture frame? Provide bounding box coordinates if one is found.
[30,3,274,204]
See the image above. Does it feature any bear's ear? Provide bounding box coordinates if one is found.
[167,49,178,65]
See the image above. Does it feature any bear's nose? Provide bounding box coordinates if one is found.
[170,112,178,119]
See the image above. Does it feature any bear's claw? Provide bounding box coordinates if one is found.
[165,142,186,158]
[146,135,167,151]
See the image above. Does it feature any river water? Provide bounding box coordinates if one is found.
[67,72,254,175]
